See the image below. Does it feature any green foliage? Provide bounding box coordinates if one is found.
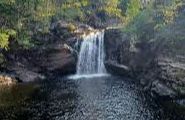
[154,0,184,29]
[123,0,185,42]
[0,29,16,49]
[0,0,183,51]
[123,4,154,41]
[102,0,122,18]
[0,32,9,49]
[0,0,60,49]
[0,0,15,4]
[155,13,185,55]
[60,7,84,21]
[119,0,129,16]
[67,23,77,32]
[16,32,34,49]
[0,53,5,66]
[125,0,142,23]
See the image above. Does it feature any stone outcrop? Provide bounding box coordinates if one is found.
[3,22,97,82]
[105,60,130,76]
[104,28,185,100]
[33,43,77,75]
[3,22,78,82]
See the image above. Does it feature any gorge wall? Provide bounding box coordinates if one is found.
[2,20,185,104]
[104,28,185,101]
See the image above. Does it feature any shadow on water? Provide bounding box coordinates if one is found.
[0,75,184,120]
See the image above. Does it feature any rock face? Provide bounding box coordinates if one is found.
[6,45,76,82]
[4,22,80,82]
[33,43,77,75]
[104,28,185,100]
[87,13,119,28]
[105,60,130,76]
[3,22,97,82]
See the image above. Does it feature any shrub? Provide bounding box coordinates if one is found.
[0,29,16,49]
[67,23,76,32]
[0,32,9,49]
[125,0,142,23]
[0,53,5,67]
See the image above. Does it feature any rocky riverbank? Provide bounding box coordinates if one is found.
[1,22,98,83]
[104,28,185,105]
[1,19,185,107]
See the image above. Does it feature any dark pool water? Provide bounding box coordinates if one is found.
[0,75,184,120]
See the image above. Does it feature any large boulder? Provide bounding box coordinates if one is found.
[151,80,177,99]
[104,29,154,76]
[36,43,77,75]
[5,42,77,82]
[50,21,76,39]
[105,60,130,76]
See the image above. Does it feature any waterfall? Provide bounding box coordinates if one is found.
[76,30,107,75]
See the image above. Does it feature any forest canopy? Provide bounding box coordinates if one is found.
[0,0,184,50]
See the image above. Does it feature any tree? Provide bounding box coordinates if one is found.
[125,0,142,22]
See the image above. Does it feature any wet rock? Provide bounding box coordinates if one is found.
[6,22,90,78]
[44,46,77,74]
[14,68,45,82]
[151,80,177,99]
[105,60,130,76]
[104,29,125,64]
[104,28,185,100]
[50,21,76,39]
[6,61,45,82]
[87,13,121,28]
[156,58,185,97]
[74,24,94,34]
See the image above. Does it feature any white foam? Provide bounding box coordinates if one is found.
[67,74,110,80]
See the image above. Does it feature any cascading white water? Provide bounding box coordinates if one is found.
[76,30,107,75]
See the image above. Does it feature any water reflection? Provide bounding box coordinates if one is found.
[70,76,158,120]
[0,84,40,107]
[0,76,184,120]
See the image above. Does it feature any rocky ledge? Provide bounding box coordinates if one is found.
[104,28,185,102]
[2,21,98,83]
[105,60,130,76]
